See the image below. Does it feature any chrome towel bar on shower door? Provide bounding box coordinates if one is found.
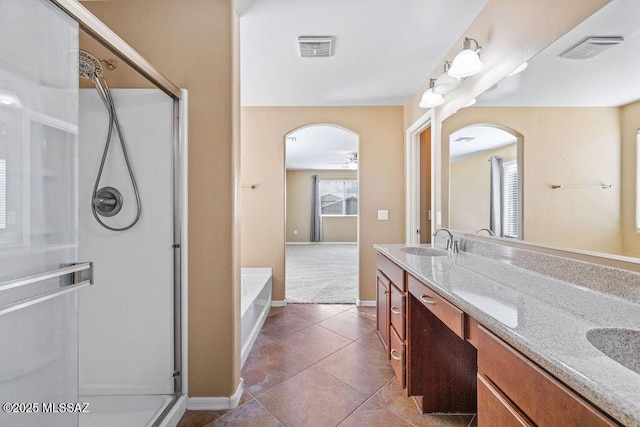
[0,262,94,317]
[0,262,93,293]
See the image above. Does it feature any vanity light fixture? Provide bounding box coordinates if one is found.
[433,61,459,94]
[448,37,483,78]
[419,79,445,109]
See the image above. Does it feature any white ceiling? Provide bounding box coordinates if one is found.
[449,126,516,161]
[477,0,640,107]
[286,125,358,170]
[239,0,489,106]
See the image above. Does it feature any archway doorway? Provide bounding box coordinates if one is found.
[448,124,523,239]
[284,124,359,303]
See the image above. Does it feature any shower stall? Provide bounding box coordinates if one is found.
[0,1,187,426]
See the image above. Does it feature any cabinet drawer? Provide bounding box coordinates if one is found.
[377,253,405,291]
[478,374,533,427]
[390,324,406,388]
[478,327,617,427]
[390,284,406,340]
[408,274,464,339]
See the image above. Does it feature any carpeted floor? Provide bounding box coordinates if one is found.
[285,244,358,304]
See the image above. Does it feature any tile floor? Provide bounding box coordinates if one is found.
[177,304,477,427]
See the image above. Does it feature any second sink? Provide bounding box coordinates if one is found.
[586,328,640,374]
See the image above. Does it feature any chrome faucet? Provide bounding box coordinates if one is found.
[475,227,496,236]
[433,228,457,252]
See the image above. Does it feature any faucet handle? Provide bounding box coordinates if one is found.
[452,239,459,253]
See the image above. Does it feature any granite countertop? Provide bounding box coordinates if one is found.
[374,243,640,427]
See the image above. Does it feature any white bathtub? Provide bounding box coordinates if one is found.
[240,268,272,367]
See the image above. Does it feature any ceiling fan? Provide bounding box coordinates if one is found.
[329,152,358,170]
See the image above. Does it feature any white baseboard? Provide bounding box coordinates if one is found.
[356,299,376,307]
[271,299,287,307]
[187,379,244,410]
[285,242,357,245]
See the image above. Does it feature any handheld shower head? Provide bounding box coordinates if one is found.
[66,49,104,80]
[78,49,104,79]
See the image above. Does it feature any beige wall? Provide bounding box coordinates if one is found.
[450,144,516,233]
[242,107,404,301]
[286,170,357,243]
[620,100,640,257]
[323,217,357,242]
[81,0,241,397]
[442,107,621,255]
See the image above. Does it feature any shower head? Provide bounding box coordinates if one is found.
[66,49,104,80]
[78,49,104,79]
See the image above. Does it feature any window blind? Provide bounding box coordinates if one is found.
[502,160,518,238]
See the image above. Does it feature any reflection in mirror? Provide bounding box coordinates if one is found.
[449,125,522,240]
[444,0,640,259]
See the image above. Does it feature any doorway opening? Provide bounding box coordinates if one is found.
[284,124,359,303]
[405,111,434,245]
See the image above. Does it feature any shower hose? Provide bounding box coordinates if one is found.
[91,75,142,231]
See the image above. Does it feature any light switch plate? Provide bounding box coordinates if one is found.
[378,210,389,221]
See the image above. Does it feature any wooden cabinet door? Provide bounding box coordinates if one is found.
[376,271,390,353]
[477,374,533,427]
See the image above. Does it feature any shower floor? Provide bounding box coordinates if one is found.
[79,394,172,427]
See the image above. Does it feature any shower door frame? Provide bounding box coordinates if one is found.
[47,0,188,424]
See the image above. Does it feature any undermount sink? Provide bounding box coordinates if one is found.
[400,247,448,257]
[586,328,640,374]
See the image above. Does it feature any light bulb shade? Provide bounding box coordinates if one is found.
[433,72,459,95]
[419,89,444,109]
[448,49,483,78]
[0,89,22,109]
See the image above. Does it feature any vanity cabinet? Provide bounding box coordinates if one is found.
[375,248,626,424]
[477,326,617,427]
[376,253,407,387]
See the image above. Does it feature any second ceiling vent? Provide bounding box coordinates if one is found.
[298,36,334,58]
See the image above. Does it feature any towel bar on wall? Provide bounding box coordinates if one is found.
[550,184,613,189]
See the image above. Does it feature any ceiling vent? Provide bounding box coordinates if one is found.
[560,36,624,60]
[454,136,475,143]
[298,36,334,58]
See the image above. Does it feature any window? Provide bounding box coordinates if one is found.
[319,179,358,216]
[502,160,518,238]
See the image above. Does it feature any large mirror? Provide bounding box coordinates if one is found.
[443,0,640,258]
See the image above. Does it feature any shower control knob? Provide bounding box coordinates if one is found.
[93,197,117,207]
[93,186,123,217]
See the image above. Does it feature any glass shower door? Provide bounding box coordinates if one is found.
[0,1,84,426]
